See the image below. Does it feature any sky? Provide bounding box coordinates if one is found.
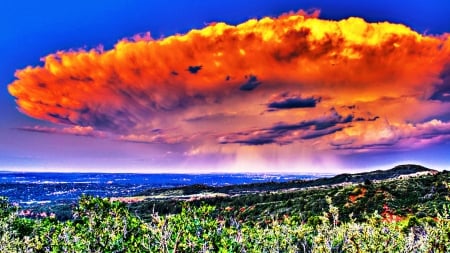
[1,1,450,173]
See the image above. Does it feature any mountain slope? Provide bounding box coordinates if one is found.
[137,164,437,197]
[130,164,447,222]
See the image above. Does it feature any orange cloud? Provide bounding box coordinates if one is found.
[7,10,450,157]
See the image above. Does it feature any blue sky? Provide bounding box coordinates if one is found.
[1,1,450,173]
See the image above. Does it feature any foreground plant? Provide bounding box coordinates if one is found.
[0,195,448,252]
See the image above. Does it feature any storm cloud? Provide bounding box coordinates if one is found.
[267,92,320,110]
[7,10,450,159]
[218,110,354,145]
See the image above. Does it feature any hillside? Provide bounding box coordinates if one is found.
[129,164,448,223]
[137,164,436,198]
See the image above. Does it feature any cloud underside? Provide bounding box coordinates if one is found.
[7,10,450,158]
[219,110,352,145]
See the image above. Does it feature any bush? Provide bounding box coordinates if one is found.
[0,196,448,252]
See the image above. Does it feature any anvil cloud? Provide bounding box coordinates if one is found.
[7,10,450,171]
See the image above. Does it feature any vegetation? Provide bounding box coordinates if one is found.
[130,167,449,224]
[0,165,448,252]
[0,195,449,252]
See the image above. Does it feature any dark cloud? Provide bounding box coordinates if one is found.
[267,92,320,110]
[331,142,396,151]
[187,65,202,74]
[218,110,353,145]
[430,91,450,102]
[368,116,380,121]
[239,75,261,91]
[273,28,311,63]
[220,132,277,145]
[47,113,73,125]
[345,112,380,122]
[185,112,237,122]
[301,126,345,139]
[69,76,94,82]
[430,64,450,102]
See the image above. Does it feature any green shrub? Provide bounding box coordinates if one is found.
[0,196,448,252]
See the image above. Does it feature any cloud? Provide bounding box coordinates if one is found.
[118,132,190,144]
[184,112,237,122]
[239,75,261,91]
[7,10,450,160]
[218,110,353,145]
[187,65,202,74]
[267,92,320,110]
[430,64,450,102]
[331,119,450,152]
[17,125,106,138]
